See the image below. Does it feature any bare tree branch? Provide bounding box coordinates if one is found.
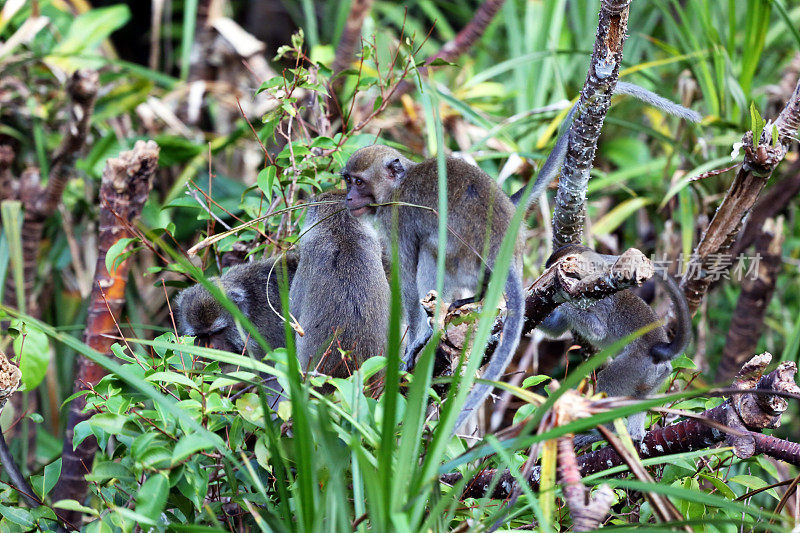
[681,75,800,314]
[51,141,159,526]
[718,218,784,381]
[551,0,632,248]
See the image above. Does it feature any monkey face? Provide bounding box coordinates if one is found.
[342,145,408,217]
[175,283,251,355]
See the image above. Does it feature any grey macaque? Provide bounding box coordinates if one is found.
[341,83,699,434]
[342,145,526,433]
[290,190,390,379]
[538,244,692,444]
[175,255,298,355]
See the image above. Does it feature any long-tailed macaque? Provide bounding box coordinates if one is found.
[175,255,297,355]
[341,83,699,432]
[538,244,692,443]
[290,190,390,378]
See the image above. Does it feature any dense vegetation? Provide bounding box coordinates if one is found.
[0,0,799,531]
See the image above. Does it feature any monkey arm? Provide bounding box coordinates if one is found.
[400,238,428,371]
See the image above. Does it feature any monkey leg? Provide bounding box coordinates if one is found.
[403,328,432,371]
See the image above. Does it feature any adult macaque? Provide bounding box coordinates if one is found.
[290,190,390,378]
[341,83,699,432]
[342,146,525,432]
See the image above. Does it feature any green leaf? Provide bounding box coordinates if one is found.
[0,504,34,527]
[53,499,101,517]
[521,375,550,388]
[29,458,61,499]
[105,237,138,275]
[172,434,215,464]
[49,5,132,70]
[135,473,169,522]
[235,393,265,426]
[88,413,128,436]
[145,371,199,390]
[750,101,766,144]
[257,166,278,197]
[12,320,49,390]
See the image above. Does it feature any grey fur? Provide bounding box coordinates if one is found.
[175,255,297,355]
[343,146,526,434]
[538,245,692,444]
[290,190,390,378]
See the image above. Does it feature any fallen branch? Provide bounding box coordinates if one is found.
[441,353,800,500]
[680,74,800,314]
[51,141,159,526]
[551,0,632,248]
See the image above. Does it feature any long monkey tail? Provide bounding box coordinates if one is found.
[509,83,701,210]
[453,269,526,434]
[650,273,692,363]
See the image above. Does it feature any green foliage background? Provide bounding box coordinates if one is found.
[0,0,799,530]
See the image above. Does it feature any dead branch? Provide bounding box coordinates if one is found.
[331,0,374,77]
[51,141,159,526]
[680,75,800,314]
[554,390,615,531]
[2,70,98,317]
[0,143,14,202]
[718,218,784,381]
[552,0,632,248]
[393,0,506,99]
[731,158,800,258]
[441,353,800,500]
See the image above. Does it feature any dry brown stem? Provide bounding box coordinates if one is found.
[51,141,159,526]
[681,75,800,314]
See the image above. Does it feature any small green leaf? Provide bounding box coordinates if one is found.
[145,371,198,390]
[235,393,265,426]
[135,473,169,521]
[53,499,101,517]
[88,413,128,436]
[750,101,766,144]
[172,434,215,464]
[257,166,278,197]
[29,458,61,498]
[12,320,49,389]
[521,375,550,389]
[105,237,139,275]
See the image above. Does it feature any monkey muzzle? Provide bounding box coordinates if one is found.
[346,198,372,217]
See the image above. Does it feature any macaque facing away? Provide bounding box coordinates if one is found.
[290,190,390,379]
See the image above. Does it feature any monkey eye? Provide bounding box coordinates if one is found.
[355,178,363,187]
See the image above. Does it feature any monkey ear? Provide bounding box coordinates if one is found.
[227,287,246,306]
[386,158,406,180]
